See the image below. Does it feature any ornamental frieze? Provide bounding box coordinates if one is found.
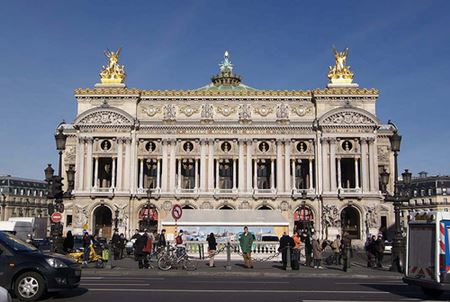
[163,104,176,121]
[322,111,374,125]
[291,104,312,117]
[377,145,389,163]
[142,105,161,117]
[253,104,273,117]
[216,104,236,116]
[77,111,132,125]
[179,105,200,117]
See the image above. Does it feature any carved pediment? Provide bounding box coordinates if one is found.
[75,109,134,127]
[321,109,378,126]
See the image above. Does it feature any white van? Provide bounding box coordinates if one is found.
[404,211,450,298]
[0,221,33,241]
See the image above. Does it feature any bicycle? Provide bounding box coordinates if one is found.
[157,245,197,271]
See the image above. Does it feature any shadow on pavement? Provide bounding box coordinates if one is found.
[47,287,88,299]
[362,283,450,301]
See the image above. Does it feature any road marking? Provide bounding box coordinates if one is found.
[335,282,407,285]
[87,288,390,294]
[81,283,150,286]
[188,280,290,284]
[81,277,104,280]
[81,277,165,281]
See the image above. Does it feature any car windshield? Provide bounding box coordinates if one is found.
[0,231,38,252]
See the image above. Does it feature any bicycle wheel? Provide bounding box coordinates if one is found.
[157,255,172,271]
[183,257,197,271]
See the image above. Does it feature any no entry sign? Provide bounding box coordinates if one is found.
[51,212,62,223]
[171,204,183,220]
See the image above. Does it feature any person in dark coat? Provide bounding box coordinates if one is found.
[134,231,148,269]
[375,235,385,268]
[158,229,167,248]
[206,233,217,267]
[118,233,126,259]
[111,231,120,260]
[302,230,313,267]
[279,232,295,269]
[63,231,74,253]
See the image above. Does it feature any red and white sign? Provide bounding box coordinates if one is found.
[172,204,183,220]
[51,212,62,223]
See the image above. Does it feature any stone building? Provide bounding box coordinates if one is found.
[405,172,450,213]
[0,175,50,221]
[58,48,398,245]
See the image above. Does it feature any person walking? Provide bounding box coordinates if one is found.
[303,230,313,267]
[279,232,295,269]
[142,229,153,268]
[366,235,377,268]
[63,230,74,253]
[118,233,126,259]
[111,230,120,260]
[331,235,341,265]
[342,232,352,272]
[239,226,255,269]
[134,231,147,269]
[158,229,167,248]
[292,231,301,270]
[82,231,91,267]
[206,233,217,267]
[312,234,323,269]
[175,230,186,257]
[375,235,385,268]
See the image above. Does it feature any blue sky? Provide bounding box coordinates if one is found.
[0,1,449,179]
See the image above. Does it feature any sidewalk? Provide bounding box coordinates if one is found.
[81,256,402,280]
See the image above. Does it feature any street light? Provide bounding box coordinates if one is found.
[114,207,119,232]
[65,165,76,196]
[1,193,6,221]
[55,127,67,177]
[380,123,411,273]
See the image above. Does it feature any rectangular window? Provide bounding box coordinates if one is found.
[66,215,72,227]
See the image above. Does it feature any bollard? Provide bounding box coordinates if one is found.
[198,243,202,260]
[226,242,231,271]
[105,244,113,269]
[286,243,292,271]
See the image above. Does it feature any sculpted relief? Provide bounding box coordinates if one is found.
[78,111,131,125]
[322,111,374,125]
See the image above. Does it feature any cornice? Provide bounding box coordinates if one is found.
[313,87,379,96]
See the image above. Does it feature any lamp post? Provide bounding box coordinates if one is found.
[114,207,119,232]
[380,125,411,273]
[55,128,67,177]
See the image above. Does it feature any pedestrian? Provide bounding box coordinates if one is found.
[111,230,120,260]
[118,233,126,259]
[142,229,153,268]
[131,229,140,240]
[82,231,91,267]
[206,232,217,267]
[175,230,186,257]
[134,230,148,269]
[312,234,323,269]
[375,235,385,268]
[63,230,74,253]
[158,229,167,248]
[366,235,377,268]
[292,231,301,270]
[331,235,341,265]
[279,232,295,269]
[302,230,313,267]
[342,232,352,272]
[152,230,159,253]
[239,226,255,269]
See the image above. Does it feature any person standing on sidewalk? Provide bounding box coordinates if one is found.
[302,230,313,267]
[158,229,167,248]
[342,232,352,272]
[142,229,153,268]
[239,226,255,269]
[331,235,341,265]
[375,235,385,268]
[312,234,323,269]
[118,233,126,259]
[292,231,301,270]
[134,231,147,269]
[82,231,91,267]
[111,230,120,260]
[206,233,217,267]
[279,232,295,269]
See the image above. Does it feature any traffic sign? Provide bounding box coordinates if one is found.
[51,212,62,223]
[171,204,183,220]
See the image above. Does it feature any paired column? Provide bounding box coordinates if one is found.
[123,138,132,192]
[309,158,314,189]
[93,156,99,189]
[215,159,220,190]
[270,158,275,190]
[139,158,144,189]
[291,159,296,190]
[361,138,369,192]
[276,140,283,192]
[86,138,93,190]
[169,140,176,191]
[76,137,85,191]
[238,139,245,192]
[284,140,291,192]
[232,159,237,190]
[354,158,360,189]
[208,139,215,191]
[330,139,337,191]
[111,157,116,189]
[337,157,342,189]
[321,138,329,192]
[116,139,123,191]
[253,159,258,190]
[161,139,169,191]
[246,140,253,192]
[368,138,378,192]
[177,158,182,189]
[156,158,161,189]
[194,158,199,190]
[200,139,207,191]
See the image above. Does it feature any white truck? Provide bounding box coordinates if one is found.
[0,220,33,241]
[404,211,450,298]
[0,217,48,239]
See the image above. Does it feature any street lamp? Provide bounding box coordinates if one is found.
[1,193,6,221]
[65,165,76,196]
[380,124,411,273]
[55,127,67,177]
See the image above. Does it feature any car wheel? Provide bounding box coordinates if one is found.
[14,272,45,301]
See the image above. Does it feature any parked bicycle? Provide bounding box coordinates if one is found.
[157,245,197,271]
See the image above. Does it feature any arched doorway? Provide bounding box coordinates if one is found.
[138,205,158,232]
[341,206,361,239]
[257,205,272,210]
[219,205,233,210]
[294,205,314,234]
[182,204,195,209]
[93,205,112,238]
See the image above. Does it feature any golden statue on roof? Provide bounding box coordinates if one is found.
[100,48,126,84]
[327,47,354,85]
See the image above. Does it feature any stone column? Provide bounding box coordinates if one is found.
[368,138,379,192]
[238,139,245,192]
[270,158,275,190]
[200,139,207,192]
[291,159,296,190]
[76,137,85,191]
[177,158,182,190]
[124,138,132,192]
[309,158,314,189]
[130,131,138,195]
[355,158,360,189]
[321,138,329,192]
[194,158,199,190]
[215,159,220,190]
[169,139,176,191]
[139,158,144,189]
[93,156,99,189]
[284,140,291,192]
[116,139,123,191]
[208,139,214,191]
[330,139,337,191]
[276,140,284,192]
[161,139,168,192]
[253,159,258,190]
[361,138,369,193]
[111,157,116,189]
[156,158,161,189]
[337,157,342,189]
[246,140,253,192]
[232,158,237,190]
[86,138,93,190]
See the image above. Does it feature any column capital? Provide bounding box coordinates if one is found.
[360,137,368,143]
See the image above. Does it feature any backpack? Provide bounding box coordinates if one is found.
[176,235,183,245]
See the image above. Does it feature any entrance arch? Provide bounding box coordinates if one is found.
[219,205,234,210]
[341,206,361,239]
[257,205,273,210]
[182,204,195,209]
[93,205,112,238]
[294,205,314,233]
[138,205,158,232]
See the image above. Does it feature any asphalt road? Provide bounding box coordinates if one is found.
[25,274,450,302]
